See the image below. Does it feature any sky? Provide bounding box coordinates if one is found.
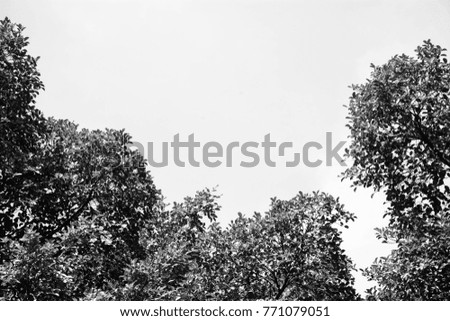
[3,0,450,294]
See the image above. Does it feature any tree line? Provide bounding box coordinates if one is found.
[0,17,449,300]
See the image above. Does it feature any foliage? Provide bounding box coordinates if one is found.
[0,17,47,246]
[344,40,450,300]
[107,188,223,300]
[216,192,357,300]
[0,17,160,299]
[113,192,358,301]
[364,227,450,300]
[0,17,358,301]
[0,231,75,300]
[0,17,45,158]
[3,117,158,242]
[0,118,160,299]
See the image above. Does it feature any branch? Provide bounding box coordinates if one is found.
[275,275,291,300]
[42,170,105,241]
[413,113,450,168]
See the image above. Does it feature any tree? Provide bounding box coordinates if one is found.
[344,40,450,300]
[0,17,161,298]
[0,120,161,299]
[0,15,159,244]
[0,17,47,246]
[214,192,358,300]
[1,17,358,301]
[0,17,45,160]
[114,191,358,301]
[108,188,222,300]
[0,117,162,299]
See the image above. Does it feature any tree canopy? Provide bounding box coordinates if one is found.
[112,192,357,300]
[4,16,450,302]
[0,17,47,244]
[0,17,358,301]
[344,40,450,300]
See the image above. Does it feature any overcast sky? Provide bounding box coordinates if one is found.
[3,0,450,294]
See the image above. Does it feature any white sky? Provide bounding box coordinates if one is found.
[3,0,450,295]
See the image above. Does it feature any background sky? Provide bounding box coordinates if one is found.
[3,0,450,294]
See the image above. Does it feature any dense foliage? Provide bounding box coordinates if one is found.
[0,17,358,301]
[0,17,158,299]
[4,15,450,302]
[0,17,47,244]
[113,192,357,300]
[344,40,450,300]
